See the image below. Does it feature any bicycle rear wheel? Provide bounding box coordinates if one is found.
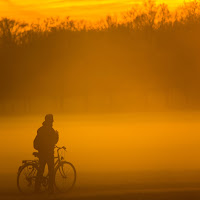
[54,161,76,193]
[17,163,38,194]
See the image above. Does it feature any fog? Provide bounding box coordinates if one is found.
[1,112,200,197]
[1,1,200,116]
[1,1,200,198]
[1,112,200,175]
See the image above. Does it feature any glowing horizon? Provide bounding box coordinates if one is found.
[0,0,191,22]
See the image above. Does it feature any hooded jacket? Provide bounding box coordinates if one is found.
[34,121,59,155]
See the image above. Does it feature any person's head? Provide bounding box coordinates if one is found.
[44,114,54,126]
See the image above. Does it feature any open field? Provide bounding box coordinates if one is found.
[1,112,200,199]
[2,171,200,200]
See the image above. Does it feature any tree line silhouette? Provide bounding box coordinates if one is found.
[1,0,200,114]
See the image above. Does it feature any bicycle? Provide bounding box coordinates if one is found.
[17,146,76,194]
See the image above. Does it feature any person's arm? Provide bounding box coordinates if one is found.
[54,130,59,145]
[33,129,41,150]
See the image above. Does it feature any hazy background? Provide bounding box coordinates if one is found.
[2,112,200,196]
[2,112,200,173]
[1,0,200,197]
[1,1,200,115]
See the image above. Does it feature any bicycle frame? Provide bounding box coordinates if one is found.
[17,145,76,194]
[54,146,66,168]
[18,146,66,177]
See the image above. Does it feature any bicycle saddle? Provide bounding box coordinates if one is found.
[33,152,39,158]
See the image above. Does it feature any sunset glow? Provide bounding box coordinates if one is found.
[0,0,188,22]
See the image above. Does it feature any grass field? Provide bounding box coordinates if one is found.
[1,112,200,199]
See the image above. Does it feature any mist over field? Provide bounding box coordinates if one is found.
[1,112,200,198]
[1,112,200,174]
[1,0,200,199]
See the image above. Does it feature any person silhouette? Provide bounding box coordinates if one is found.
[34,114,59,194]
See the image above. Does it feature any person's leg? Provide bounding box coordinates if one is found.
[35,156,46,193]
[47,154,54,193]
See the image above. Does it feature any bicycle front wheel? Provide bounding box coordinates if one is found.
[17,163,38,194]
[54,161,76,193]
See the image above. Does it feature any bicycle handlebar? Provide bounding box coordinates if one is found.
[55,146,67,151]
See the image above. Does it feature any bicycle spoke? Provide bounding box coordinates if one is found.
[55,162,76,193]
[17,164,38,194]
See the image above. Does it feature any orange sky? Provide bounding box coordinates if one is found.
[0,0,186,22]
